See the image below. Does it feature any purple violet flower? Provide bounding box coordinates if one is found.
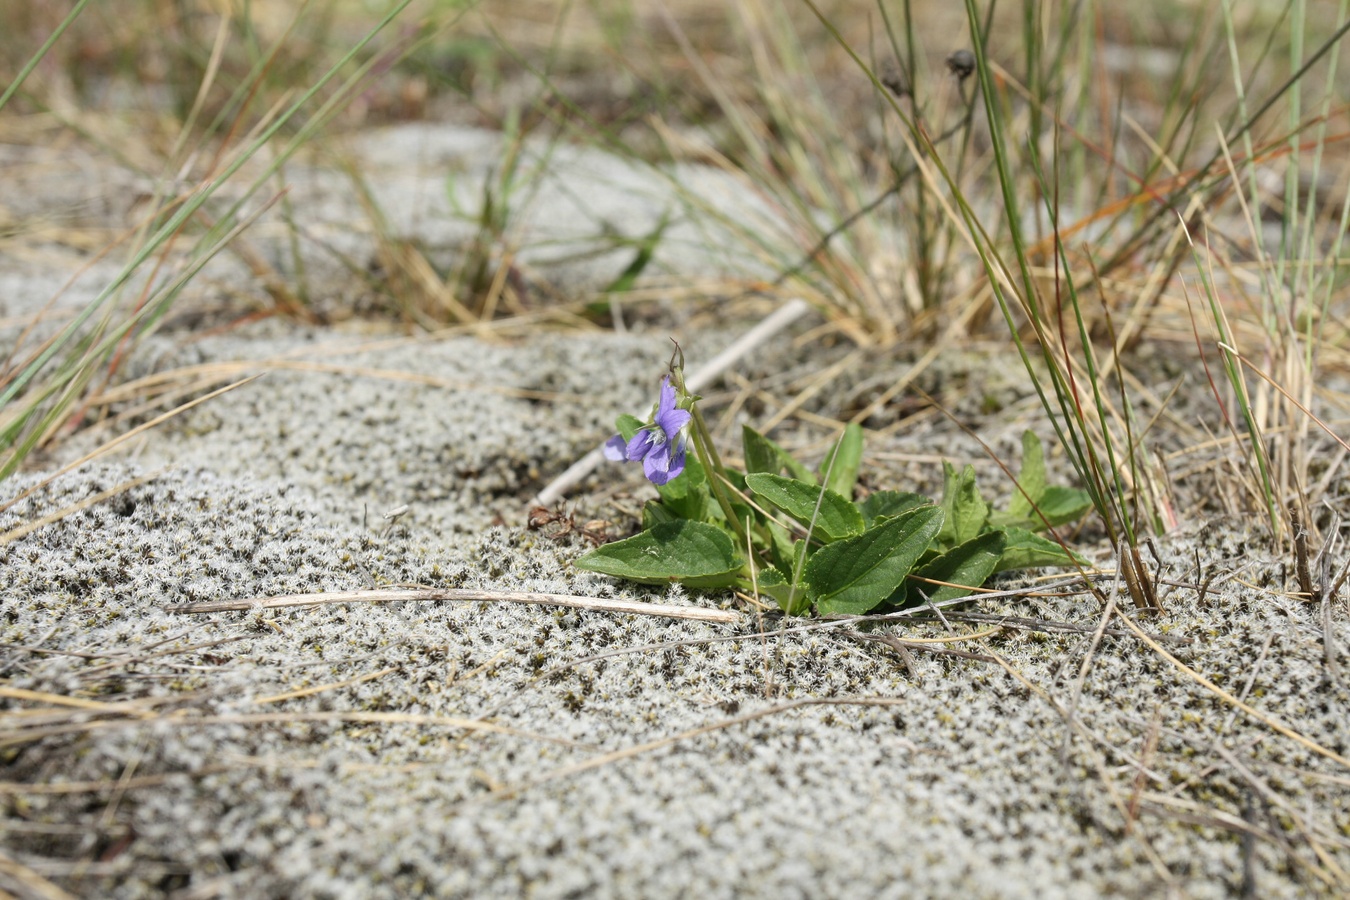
[603,376,691,485]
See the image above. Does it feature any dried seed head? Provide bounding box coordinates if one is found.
[946,49,976,81]
[880,63,909,98]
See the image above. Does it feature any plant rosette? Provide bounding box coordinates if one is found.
[578,354,1090,616]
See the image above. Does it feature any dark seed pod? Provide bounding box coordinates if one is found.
[946,49,976,81]
[880,63,909,98]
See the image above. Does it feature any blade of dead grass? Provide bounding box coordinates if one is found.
[0,467,166,548]
[472,695,909,803]
[964,636,1180,884]
[0,374,261,521]
[471,669,1168,886]
[844,284,988,427]
[0,687,159,718]
[254,667,399,706]
[0,848,78,900]
[85,362,577,409]
[167,588,741,624]
[964,585,1343,883]
[0,711,576,753]
[468,577,1127,721]
[1125,714,1349,886]
[0,767,238,796]
[1222,342,1350,453]
[1112,609,1350,770]
[0,186,285,480]
[75,637,248,679]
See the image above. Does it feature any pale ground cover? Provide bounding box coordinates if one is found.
[3,3,1350,898]
[2,120,1348,899]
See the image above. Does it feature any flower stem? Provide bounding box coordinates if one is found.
[691,404,748,546]
[668,357,748,549]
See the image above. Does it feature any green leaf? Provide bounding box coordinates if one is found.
[1007,430,1048,519]
[615,413,645,442]
[1036,486,1094,527]
[745,472,864,541]
[819,423,864,500]
[995,527,1089,572]
[641,500,680,529]
[741,565,809,616]
[573,520,743,588]
[765,518,797,572]
[992,431,1092,530]
[655,456,708,520]
[791,535,808,576]
[859,490,932,527]
[806,506,944,616]
[938,462,988,547]
[898,531,1006,606]
[988,486,1094,531]
[742,425,815,484]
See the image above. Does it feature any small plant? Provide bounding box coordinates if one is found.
[576,349,1091,616]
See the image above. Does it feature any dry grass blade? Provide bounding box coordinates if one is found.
[0,767,238,797]
[0,374,262,518]
[0,687,158,718]
[844,631,998,663]
[0,848,78,900]
[1323,593,1347,694]
[0,468,166,548]
[167,587,741,623]
[964,634,1178,884]
[1063,558,1124,765]
[471,578,1103,720]
[934,610,1192,645]
[254,666,399,706]
[87,361,580,407]
[1223,342,1350,454]
[75,636,246,678]
[473,695,910,804]
[88,361,585,407]
[845,286,988,427]
[1123,711,1350,888]
[0,709,576,752]
[1114,611,1350,770]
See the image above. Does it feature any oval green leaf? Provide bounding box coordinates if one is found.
[938,462,989,547]
[573,520,743,588]
[995,527,1088,572]
[806,505,944,615]
[1036,486,1093,527]
[897,530,1006,606]
[819,423,864,500]
[860,490,932,527]
[742,425,815,483]
[1007,429,1048,519]
[745,472,864,542]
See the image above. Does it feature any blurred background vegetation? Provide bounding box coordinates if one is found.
[3,0,1350,568]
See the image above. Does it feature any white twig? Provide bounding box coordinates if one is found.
[168,588,741,623]
[533,297,813,507]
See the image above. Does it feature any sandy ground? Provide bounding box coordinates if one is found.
[3,124,1350,899]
